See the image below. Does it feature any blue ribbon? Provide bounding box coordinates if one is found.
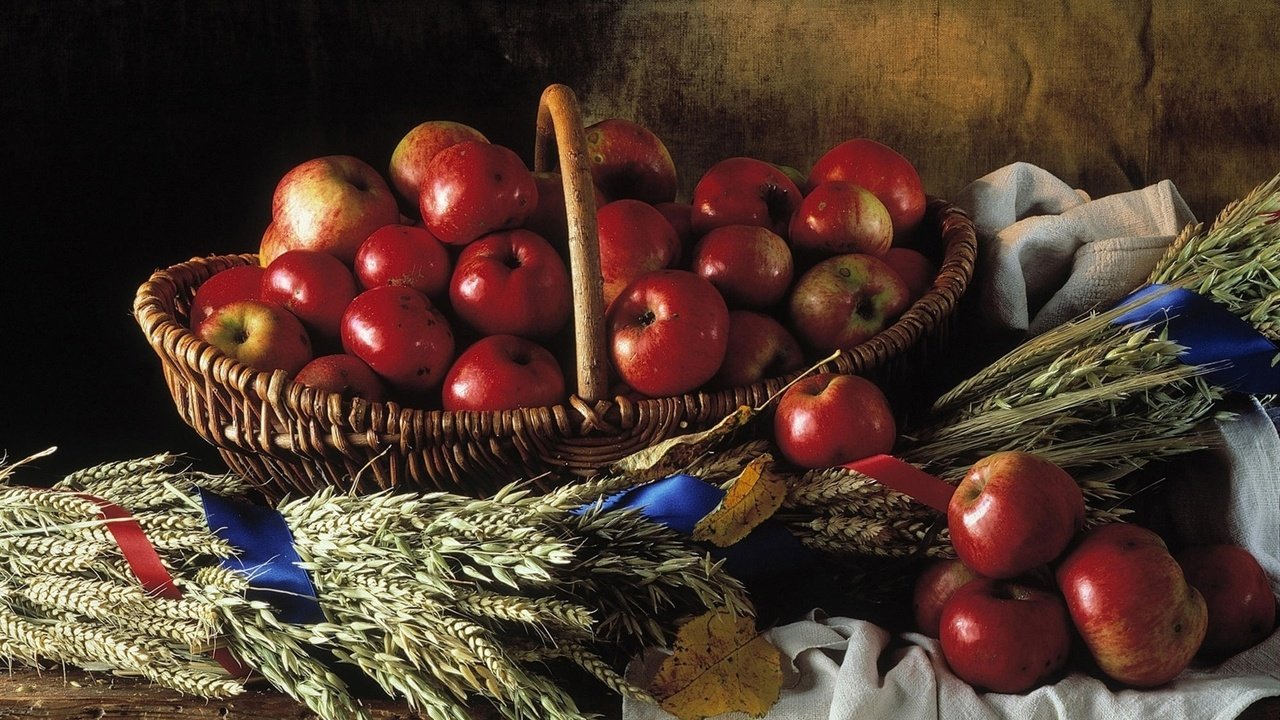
[199,489,325,625]
[1112,283,1280,395]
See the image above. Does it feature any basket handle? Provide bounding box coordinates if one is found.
[534,84,608,404]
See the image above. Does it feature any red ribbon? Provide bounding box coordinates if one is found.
[842,454,956,513]
[74,492,250,678]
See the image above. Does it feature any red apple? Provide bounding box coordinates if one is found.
[340,285,455,399]
[449,229,572,339]
[912,559,984,638]
[294,353,387,402]
[442,334,567,412]
[808,138,927,240]
[583,117,678,204]
[691,157,803,238]
[189,265,265,332]
[691,225,794,309]
[260,249,359,349]
[711,311,805,389]
[940,578,1073,693]
[769,162,811,196]
[419,140,538,246]
[606,269,729,397]
[772,373,896,469]
[258,221,289,267]
[524,170,607,249]
[197,299,313,376]
[883,247,936,304]
[1175,544,1277,662]
[654,201,695,264]
[597,199,681,308]
[1056,522,1208,687]
[388,120,488,206]
[354,223,452,299]
[947,451,1085,579]
[787,253,911,352]
[789,181,893,259]
[269,155,401,264]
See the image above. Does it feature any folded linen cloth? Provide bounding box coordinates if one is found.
[623,163,1280,719]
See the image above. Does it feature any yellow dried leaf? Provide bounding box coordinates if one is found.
[610,406,758,483]
[650,609,782,720]
[691,455,785,547]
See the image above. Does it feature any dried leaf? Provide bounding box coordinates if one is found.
[650,608,782,720]
[691,455,785,547]
[610,406,758,483]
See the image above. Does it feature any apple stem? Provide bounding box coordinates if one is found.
[757,350,842,411]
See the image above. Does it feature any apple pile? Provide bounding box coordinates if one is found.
[189,111,939,413]
[911,451,1278,694]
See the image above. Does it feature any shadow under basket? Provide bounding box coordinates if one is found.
[132,86,977,502]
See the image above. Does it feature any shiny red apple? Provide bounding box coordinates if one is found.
[711,310,805,389]
[789,181,893,259]
[787,253,911,352]
[340,285,455,400]
[1175,543,1277,662]
[419,140,538,246]
[690,225,794,309]
[691,157,803,238]
[197,298,313,376]
[442,334,567,412]
[353,223,452,299]
[912,558,983,638]
[772,373,896,469]
[189,265,264,332]
[583,117,678,204]
[597,199,681,308]
[449,228,572,340]
[388,120,488,206]
[808,138,927,240]
[606,269,729,397]
[260,249,359,350]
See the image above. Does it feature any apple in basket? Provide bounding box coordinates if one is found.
[912,558,983,638]
[523,170,608,249]
[711,310,805,389]
[654,200,695,264]
[260,249,359,351]
[340,285,455,400]
[691,156,803,238]
[1175,543,1278,662]
[388,119,488,206]
[197,298,313,376]
[449,229,573,340]
[939,577,1073,694]
[808,138,927,241]
[294,353,387,402]
[883,247,936,304]
[268,154,401,264]
[789,181,894,260]
[597,198,682,308]
[583,117,679,205]
[786,253,911,353]
[442,334,567,412]
[1056,522,1208,687]
[772,372,896,469]
[353,223,453,299]
[188,264,264,332]
[606,269,729,397]
[419,140,538,246]
[690,224,795,309]
[947,451,1086,579]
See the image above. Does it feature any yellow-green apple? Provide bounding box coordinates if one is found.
[789,181,893,260]
[772,373,896,469]
[419,140,538,246]
[808,138,926,240]
[448,229,572,340]
[197,299,313,376]
[654,201,694,264]
[606,269,729,397]
[1056,522,1208,687]
[711,310,805,389]
[691,225,794,309]
[354,223,452,299]
[912,558,984,638]
[388,120,488,207]
[787,253,911,352]
[883,247,936,304]
[691,157,803,238]
[340,285,455,400]
[948,451,1085,579]
[260,249,359,351]
[524,170,607,249]
[270,155,401,264]
[584,117,678,204]
[1175,544,1277,662]
[939,578,1073,693]
[294,353,387,402]
[189,265,264,332]
[597,199,681,308]
[442,334,567,412]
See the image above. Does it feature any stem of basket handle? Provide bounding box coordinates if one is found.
[535,84,608,404]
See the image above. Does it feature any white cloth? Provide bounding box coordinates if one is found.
[623,164,1280,719]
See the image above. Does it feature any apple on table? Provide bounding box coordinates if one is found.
[442,334,566,412]
[1175,543,1278,662]
[268,154,401,264]
[772,372,896,469]
[448,228,573,340]
[197,298,313,377]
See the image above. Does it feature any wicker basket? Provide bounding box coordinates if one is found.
[133,84,977,501]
